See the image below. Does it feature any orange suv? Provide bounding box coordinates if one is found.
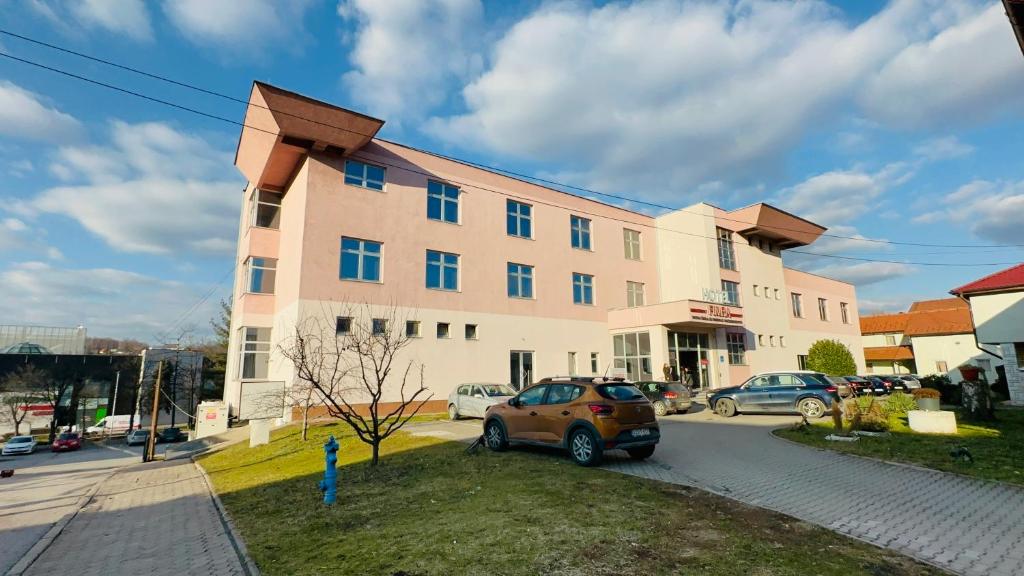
[483,377,660,466]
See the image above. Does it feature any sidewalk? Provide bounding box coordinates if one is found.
[14,458,249,576]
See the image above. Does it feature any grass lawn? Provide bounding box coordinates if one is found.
[198,422,941,576]
[776,408,1024,486]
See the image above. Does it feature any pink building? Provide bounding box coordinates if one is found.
[224,82,864,417]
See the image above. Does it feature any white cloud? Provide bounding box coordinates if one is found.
[859,3,1024,129]
[163,0,314,53]
[859,297,916,315]
[339,0,484,124]
[923,180,1024,244]
[0,81,82,142]
[912,136,974,161]
[27,0,152,40]
[0,216,63,259]
[773,162,917,226]
[810,261,916,286]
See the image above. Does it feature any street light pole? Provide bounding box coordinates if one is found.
[144,361,162,463]
[111,370,120,417]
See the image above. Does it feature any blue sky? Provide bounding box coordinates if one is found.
[1,0,1023,342]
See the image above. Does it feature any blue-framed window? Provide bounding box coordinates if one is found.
[427,180,459,223]
[507,263,534,298]
[506,199,532,238]
[572,273,594,305]
[344,159,385,190]
[340,237,381,282]
[426,250,459,291]
[570,215,591,250]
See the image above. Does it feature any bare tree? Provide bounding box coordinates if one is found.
[279,303,432,465]
[0,366,45,436]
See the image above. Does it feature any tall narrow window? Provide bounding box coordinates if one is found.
[626,281,645,308]
[507,263,534,298]
[340,237,381,282]
[570,215,591,250]
[249,190,282,229]
[818,298,829,321]
[426,250,459,291]
[791,293,803,318]
[239,327,271,380]
[726,333,746,365]
[721,280,740,306]
[344,159,385,190]
[590,352,599,374]
[623,229,641,260]
[506,199,532,238]
[840,302,850,324]
[427,180,459,223]
[245,257,277,294]
[572,273,594,305]
[717,227,736,270]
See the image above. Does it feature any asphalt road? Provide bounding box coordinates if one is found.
[0,438,173,574]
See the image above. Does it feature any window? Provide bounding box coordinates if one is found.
[507,263,533,298]
[774,289,780,300]
[426,250,459,291]
[779,336,786,347]
[717,228,736,270]
[249,190,282,229]
[818,298,829,321]
[437,322,450,339]
[570,215,591,250]
[568,352,577,375]
[791,293,803,318]
[885,334,897,346]
[572,273,594,305]
[753,284,760,297]
[344,159,385,190]
[427,180,459,223]
[840,302,850,324]
[626,281,645,308]
[758,334,765,346]
[1016,343,1024,369]
[239,327,270,380]
[764,288,771,300]
[590,352,599,374]
[406,321,421,338]
[465,324,478,340]
[506,199,532,238]
[797,355,809,370]
[770,335,776,347]
[545,384,582,404]
[517,385,547,407]
[336,317,352,335]
[612,332,653,381]
[340,237,381,282]
[936,360,948,373]
[726,333,746,365]
[623,229,641,260]
[721,280,740,306]
[372,319,387,335]
[245,257,277,294]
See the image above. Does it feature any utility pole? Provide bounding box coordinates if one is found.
[111,370,120,417]
[129,349,147,433]
[144,361,162,463]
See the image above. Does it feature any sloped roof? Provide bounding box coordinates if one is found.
[950,263,1024,297]
[864,346,915,361]
[860,313,909,335]
[908,298,968,313]
[904,306,974,337]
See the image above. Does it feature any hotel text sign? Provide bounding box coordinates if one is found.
[689,302,743,325]
[702,287,730,304]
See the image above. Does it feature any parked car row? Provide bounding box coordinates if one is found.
[840,374,921,396]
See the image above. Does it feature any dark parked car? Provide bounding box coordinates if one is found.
[842,376,871,396]
[635,381,692,416]
[876,375,909,393]
[859,376,893,396]
[156,427,186,443]
[708,371,841,419]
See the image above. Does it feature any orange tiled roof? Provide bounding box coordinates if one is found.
[860,313,909,335]
[904,306,974,337]
[864,346,915,361]
[907,298,968,313]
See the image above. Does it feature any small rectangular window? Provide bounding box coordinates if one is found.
[250,190,282,229]
[570,215,592,250]
[780,336,786,348]
[572,273,594,305]
[717,228,736,270]
[753,284,760,297]
[590,352,599,374]
[758,334,765,346]
[885,334,896,346]
[774,289,780,300]
[372,319,387,335]
[437,322,450,339]
[340,237,382,282]
[764,288,771,300]
[568,351,577,375]
[936,360,948,373]
[623,229,641,260]
[245,257,277,294]
[840,302,850,324]
[336,316,352,335]
[239,327,271,380]
[626,281,645,308]
[427,180,459,224]
[465,324,478,340]
[426,250,459,291]
[797,354,808,370]
[791,293,803,318]
[406,321,421,338]
[721,280,740,306]
[818,298,829,321]
[506,199,532,238]
[507,262,534,298]
[1015,343,1024,369]
[726,333,746,365]
[344,159,385,190]
[769,335,776,347]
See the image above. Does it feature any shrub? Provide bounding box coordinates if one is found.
[843,396,889,432]
[883,392,917,418]
[919,374,959,405]
[912,388,940,400]
[805,339,857,376]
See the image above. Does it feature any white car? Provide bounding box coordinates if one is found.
[2,436,37,455]
[448,383,517,419]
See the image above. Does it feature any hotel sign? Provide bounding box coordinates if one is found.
[702,287,731,304]
[689,302,743,325]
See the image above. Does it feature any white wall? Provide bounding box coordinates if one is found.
[911,333,1001,382]
[970,292,1024,345]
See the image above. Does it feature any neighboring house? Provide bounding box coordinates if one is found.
[223,82,864,418]
[860,298,1001,382]
[951,264,1024,405]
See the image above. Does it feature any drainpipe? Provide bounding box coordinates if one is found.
[954,293,1002,361]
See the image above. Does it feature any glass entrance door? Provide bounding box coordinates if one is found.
[667,331,713,390]
[510,350,534,391]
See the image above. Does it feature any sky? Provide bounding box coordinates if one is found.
[1,0,1023,343]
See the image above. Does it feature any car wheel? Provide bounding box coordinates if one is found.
[448,404,460,421]
[484,421,508,452]
[798,398,827,419]
[652,401,668,417]
[627,445,656,460]
[714,398,737,418]
[569,428,602,467]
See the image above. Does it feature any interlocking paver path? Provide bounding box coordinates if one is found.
[22,458,247,576]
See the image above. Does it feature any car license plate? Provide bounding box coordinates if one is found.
[631,428,650,438]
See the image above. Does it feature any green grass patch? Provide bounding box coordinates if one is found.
[777,408,1024,486]
[199,421,940,576]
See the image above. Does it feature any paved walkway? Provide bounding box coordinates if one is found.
[19,458,248,576]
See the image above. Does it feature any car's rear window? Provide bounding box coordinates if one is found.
[595,384,645,401]
[481,384,515,397]
[797,373,831,386]
[664,383,688,393]
[58,433,77,440]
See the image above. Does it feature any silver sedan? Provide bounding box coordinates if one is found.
[448,383,517,419]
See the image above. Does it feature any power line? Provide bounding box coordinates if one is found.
[152,264,236,345]
[1,30,1020,251]
[1,49,1020,270]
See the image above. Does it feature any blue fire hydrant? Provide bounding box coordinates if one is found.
[318,435,339,505]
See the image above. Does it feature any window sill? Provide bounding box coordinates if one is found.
[427,217,461,226]
[344,182,386,193]
[426,287,461,293]
[248,225,280,232]
[507,234,535,241]
[508,295,535,301]
[242,291,275,296]
[571,246,594,252]
[340,277,383,284]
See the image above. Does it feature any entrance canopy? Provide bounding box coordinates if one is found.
[608,299,743,331]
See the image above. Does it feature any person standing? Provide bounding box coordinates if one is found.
[682,367,695,390]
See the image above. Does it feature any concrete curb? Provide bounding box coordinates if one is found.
[192,457,261,576]
[3,469,114,576]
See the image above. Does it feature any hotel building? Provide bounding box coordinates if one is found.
[223,82,864,417]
